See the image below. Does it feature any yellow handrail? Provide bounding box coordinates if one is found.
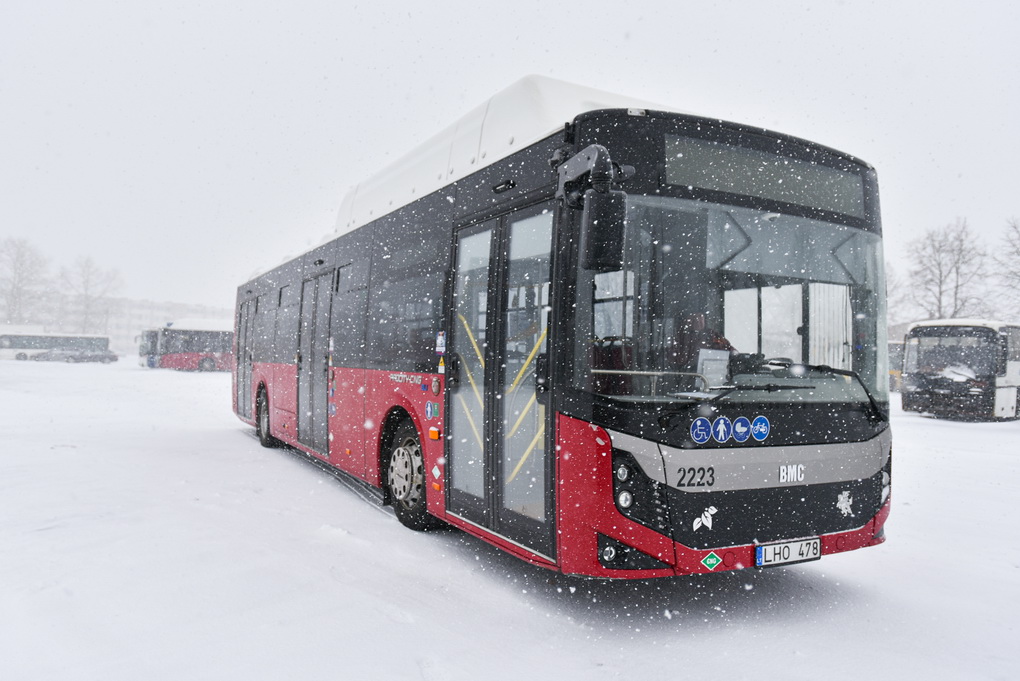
[505,424,545,484]
[506,327,547,395]
[505,392,537,439]
[457,313,485,369]
[455,393,485,457]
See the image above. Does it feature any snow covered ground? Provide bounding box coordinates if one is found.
[2,360,1018,680]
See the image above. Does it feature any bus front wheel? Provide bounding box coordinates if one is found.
[256,389,282,448]
[387,421,440,531]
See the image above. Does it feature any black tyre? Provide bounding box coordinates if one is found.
[387,420,441,531]
[15,352,27,361]
[256,389,282,448]
[198,357,215,371]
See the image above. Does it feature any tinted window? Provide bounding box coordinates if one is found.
[365,212,447,372]
[331,233,372,366]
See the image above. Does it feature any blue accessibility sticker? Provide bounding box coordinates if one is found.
[712,416,733,443]
[690,417,711,444]
[732,416,751,443]
[751,415,771,441]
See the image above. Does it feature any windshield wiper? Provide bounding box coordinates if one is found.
[706,382,815,403]
[769,361,888,422]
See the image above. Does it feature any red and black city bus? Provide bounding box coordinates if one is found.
[139,321,233,371]
[233,76,891,578]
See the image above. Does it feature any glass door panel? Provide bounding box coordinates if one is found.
[447,225,493,522]
[500,212,552,524]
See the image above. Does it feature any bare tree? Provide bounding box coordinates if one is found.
[60,256,122,334]
[885,259,921,324]
[0,238,51,325]
[993,218,1020,318]
[906,219,991,319]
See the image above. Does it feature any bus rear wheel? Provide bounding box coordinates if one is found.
[256,389,282,448]
[387,421,440,531]
[198,357,215,371]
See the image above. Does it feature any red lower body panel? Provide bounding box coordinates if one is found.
[235,363,888,579]
[555,413,889,578]
[158,352,232,371]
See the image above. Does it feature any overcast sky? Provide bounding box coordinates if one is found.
[2,1,1018,310]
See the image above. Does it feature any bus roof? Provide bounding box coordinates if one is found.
[244,76,673,283]
[161,318,233,332]
[0,328,108,339]
[333,75,672,235]
[906,318,1020,333]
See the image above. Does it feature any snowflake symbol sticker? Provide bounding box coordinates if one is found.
[836,491,854,517]
[693,506,718,531]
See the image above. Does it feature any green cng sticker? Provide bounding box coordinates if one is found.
[701,552,722,570]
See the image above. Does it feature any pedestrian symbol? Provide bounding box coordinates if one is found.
[712,416,732,443]
[690,417,711,444]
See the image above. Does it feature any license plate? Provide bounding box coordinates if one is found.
[755,538,821,567]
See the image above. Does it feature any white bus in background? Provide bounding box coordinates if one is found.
[0,328,116,363]
[901,319,1020,419]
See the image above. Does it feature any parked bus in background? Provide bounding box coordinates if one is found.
[1,329,116,363]
[138,319,233,371]
[901,319,1020,420]
[233,76,891,579]
[888,340,904,391]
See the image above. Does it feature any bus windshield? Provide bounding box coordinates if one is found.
[904,326,1001,378]
[572,194,887,406]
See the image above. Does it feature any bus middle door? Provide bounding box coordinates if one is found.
[297,270,333,455]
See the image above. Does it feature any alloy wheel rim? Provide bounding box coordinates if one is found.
[389,437,422,505]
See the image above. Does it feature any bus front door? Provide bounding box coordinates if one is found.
[446,206,555,561]
[236,299,255,419]
[297,271,333,454]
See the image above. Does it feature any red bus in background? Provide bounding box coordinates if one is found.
[233,76,891,579]
[139,320,233,371]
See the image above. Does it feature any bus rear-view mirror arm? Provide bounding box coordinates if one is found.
[553,144,629,273]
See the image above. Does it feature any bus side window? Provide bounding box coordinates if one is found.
[365,208,448,374]
[1008,328,1020,362]
[332,259,369,365]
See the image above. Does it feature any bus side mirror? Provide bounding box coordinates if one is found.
[579,188,626,272]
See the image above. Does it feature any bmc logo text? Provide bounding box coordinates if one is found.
[779,464,806,483]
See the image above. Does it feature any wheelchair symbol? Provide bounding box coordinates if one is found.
[690,417,711,444]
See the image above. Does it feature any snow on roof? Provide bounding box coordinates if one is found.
[0,327,107,338]
[332,75,672,235]
[163,318,233,332]
[906,318,1020,332]
[247,76,674,283]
